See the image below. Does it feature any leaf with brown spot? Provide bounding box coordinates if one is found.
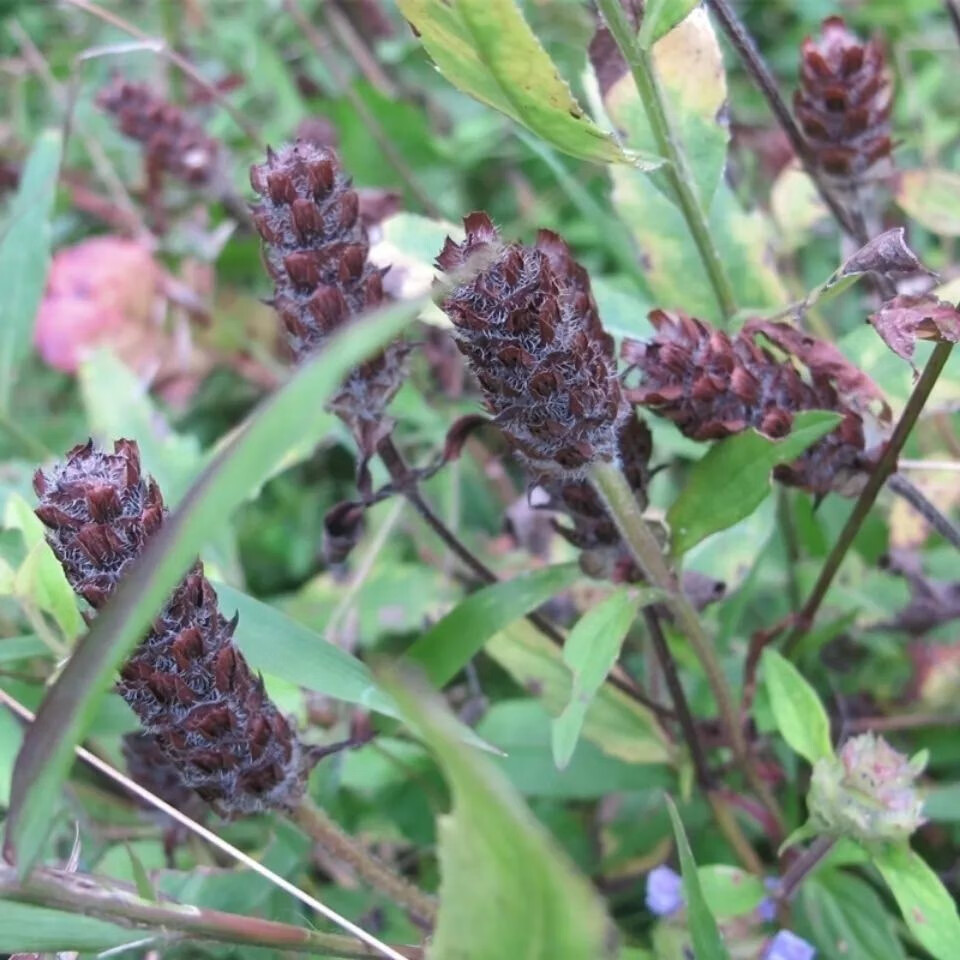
[840,227,934,281]
[869,295,960,366]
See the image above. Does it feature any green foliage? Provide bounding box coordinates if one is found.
[667,411,842,558]
[398,0,661,168]
[665,797,731,960]
[762,648,833,765]
[0,901,138,951]
[697,865,766,920]
[0,130,60,412]
[386,669,616,960]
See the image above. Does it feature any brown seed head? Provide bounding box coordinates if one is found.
[35,440,307,816]
[97,78,220,187]
[794,17,893,179]
[436,213,627,478]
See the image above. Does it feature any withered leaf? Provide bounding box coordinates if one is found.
[869,295,960,365]
[839,227,935,281]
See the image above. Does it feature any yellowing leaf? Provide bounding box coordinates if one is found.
[895,169,960,236]
[398,0,660,168]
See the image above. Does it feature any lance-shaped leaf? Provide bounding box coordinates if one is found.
[761,648,833,765]
[397,0,660,168]
[384,668,617,960]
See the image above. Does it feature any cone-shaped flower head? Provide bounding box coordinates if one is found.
[250,141,408,454]
[436,213,627,478]
[97,78,220,187]
[623,310,886,496]
[34,440,306,816]
[807,732,926,843]
[794,17,893,179]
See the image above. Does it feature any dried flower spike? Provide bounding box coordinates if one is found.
[97,78,220,187]
[35,440,307,816]
[436,213,627,478]
[794,17,893,179]
[807,732,926,843]
[623,310,886,496]
[250,141,408,456]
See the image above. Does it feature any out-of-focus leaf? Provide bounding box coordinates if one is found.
[5,296,422,877]
[0,707,23,806]
[0,900,137,950]
[405,563,581,687]
[0,130,61,411]
[698,865,766,919]
[873,843,960,960]
[605,8,727,202]
[638,0,701,48]
[216,582,395,716]
[78,349,202,505]
[665,796,731,960]
[397,0,659,168]
[0,636,46,663]
[770,165,828,252]
[384,670,617,960]
[761,649,833,765]
[925,783,960,821]
[894,169,960,236]
[667,411,842,558]
[5,493,83,641]
[486,620,673,766]
[552,587,644,769]
[799,869,907,960]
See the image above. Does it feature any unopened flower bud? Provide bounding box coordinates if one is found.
[645,864,684,917]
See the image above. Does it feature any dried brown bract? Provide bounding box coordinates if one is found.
[623,310,888,496]
[35,440,307,816]
[436,212,627,478]
[794,17,893,180]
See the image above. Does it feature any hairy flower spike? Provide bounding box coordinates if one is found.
[97,78,220,187]
[794,17,893,179]
[250,141,408,455]
[623,310,886,496]
[35,440,307,816]
[807,732,926,843]
[436,212,627,478]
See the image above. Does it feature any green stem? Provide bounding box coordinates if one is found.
[0,865,422,959]
[291,798,438,928]
[596,0,737,320]
[783,342,955,657]
[588,460,784,836]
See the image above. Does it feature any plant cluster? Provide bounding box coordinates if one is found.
[0,2,960,960]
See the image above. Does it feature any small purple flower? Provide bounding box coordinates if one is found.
[756,876,779,922]
[646,865,684,916]
[764,930,817,960]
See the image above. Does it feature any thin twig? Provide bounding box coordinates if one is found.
[284,0,445,219]
[0,864,422,959]
[589,460,785,837]
[843,712,960,734]
[643,608,765,874]
[776,836,835,902]
[597,0,738,320]
[0,690,411,960]
[784,342,955,656]
[322,0,399,97]
[61,0,264,147]
[887,472,960,552]
[947,0,960,47]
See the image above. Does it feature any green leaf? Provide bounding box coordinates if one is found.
[0,707,23,806]
[405,563,581,687]
[667,411,842,558]
[5,493,83,641]
[125,843,158,902]
[925,783,960,822]
[873,843,960,960]
[761,648,833,765]
[384,669,616,960]
[5,296,421,877]
[487,620,672,766]
[0,900,137,950]
[552,587,644,769]
[799,869,907,960]
[665,796,731,960]
[78,349,202,505]
[397,0,659,168]
[894,169,960,236]
[217,582,395,716]
[0,130,61,411]
[697,865,766,919]
[638,0,701,48]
